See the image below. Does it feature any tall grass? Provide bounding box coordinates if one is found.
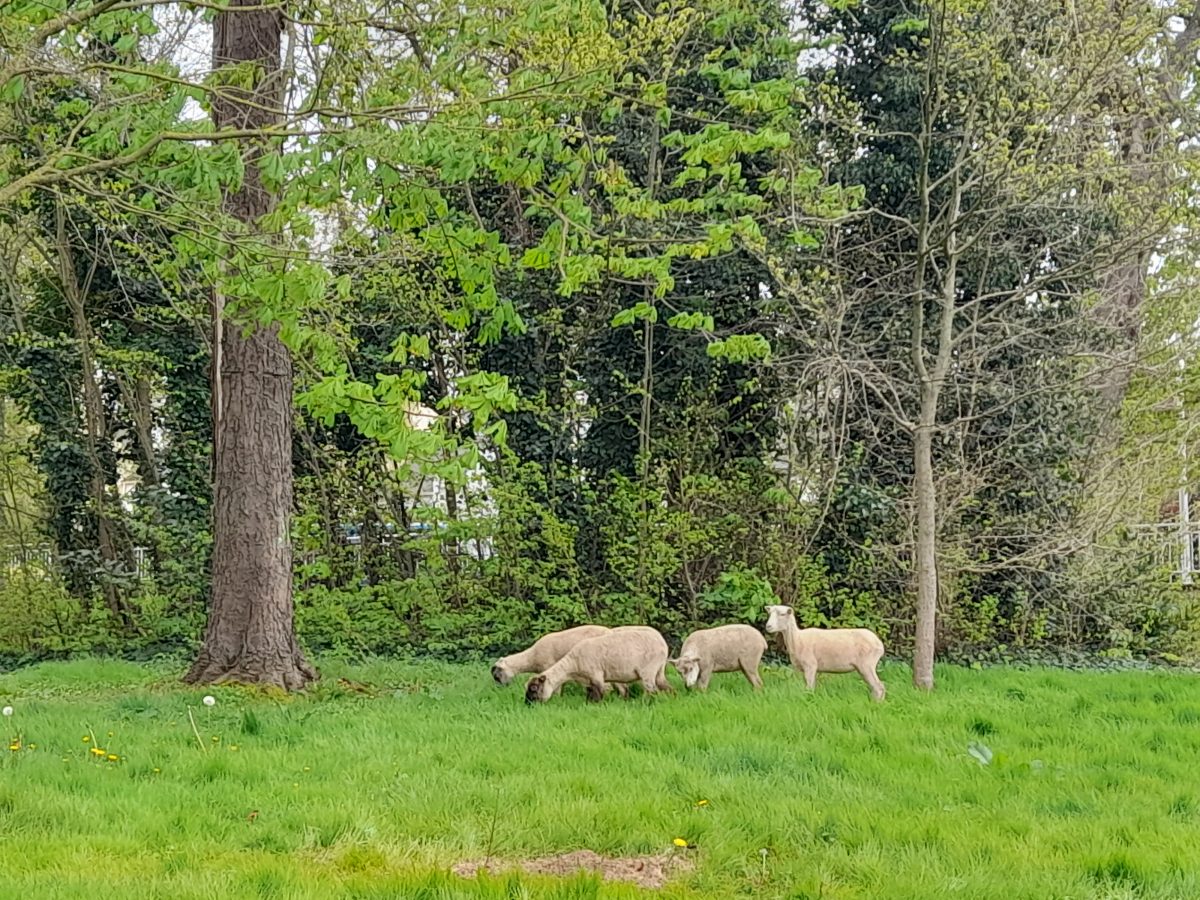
[2,658,1200,898]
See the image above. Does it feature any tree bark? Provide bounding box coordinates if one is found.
[911,401,938,691]
[185,0,315,690]
[909,112,961,689]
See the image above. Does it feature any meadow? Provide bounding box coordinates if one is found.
[2,658,1200,899]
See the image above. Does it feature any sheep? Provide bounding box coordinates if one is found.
[491,625,611,686]
[670,624,767,691]
[525,626,672,704]
[764,604,886,701]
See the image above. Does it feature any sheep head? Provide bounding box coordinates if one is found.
[491,662,513,685]
[670,655,702,688]
[525,674,549,704]
[764,604,795,634]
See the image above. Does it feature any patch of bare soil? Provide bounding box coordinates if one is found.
[451,849,694,889]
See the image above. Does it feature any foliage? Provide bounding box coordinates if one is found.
[0,0,1197,677]
[774,0,1188,672]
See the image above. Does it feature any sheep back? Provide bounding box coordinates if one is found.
[794,627,884,672]
[679,624,768,671]
[492,624,610,684]
[565,626,669,683]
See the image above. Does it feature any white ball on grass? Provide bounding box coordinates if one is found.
[202,695,216,707]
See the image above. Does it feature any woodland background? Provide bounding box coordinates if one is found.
[3,0,1200,684]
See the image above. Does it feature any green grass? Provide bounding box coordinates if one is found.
[3,658,1200,899]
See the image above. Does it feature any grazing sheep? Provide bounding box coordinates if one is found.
[491,625,612,686]
[670,624,767,691]
[764,604,886,701]
[525,626,672,704]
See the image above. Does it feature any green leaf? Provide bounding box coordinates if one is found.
[1,75,26,103]
[668,311,715,331]
[251,274,285,306]
[707,334,771,362]
[611,307,636,327]
[521,246,552,270]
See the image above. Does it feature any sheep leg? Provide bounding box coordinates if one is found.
[696,666,712,692]
[801,664,817,691]
[655,663,674,694]
[741,661,763,690]
[611,683,630,699]
[857,664,886,702]
[585,680,608,703]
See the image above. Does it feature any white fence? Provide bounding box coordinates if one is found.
[1,545,152,581]
[1128,523,1200,584]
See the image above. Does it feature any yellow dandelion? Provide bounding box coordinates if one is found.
[696,799,709,807]
[82,735,90,743]
[153,768,161,774]
[7,743,18,752]
[211,736,220,742]
[107,754,119,762]
[90,747,104,756]
[28,743,35,750]
[229,745,239,751]
[673,838,688,848]
[303,766,310,772]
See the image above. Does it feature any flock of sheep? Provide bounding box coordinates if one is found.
[491,604,887,704]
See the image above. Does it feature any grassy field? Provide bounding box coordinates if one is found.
[2,658,1200,899]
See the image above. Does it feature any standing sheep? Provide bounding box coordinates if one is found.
[525,626,672,704]
[764,604,886,701]
[670,624,767,691]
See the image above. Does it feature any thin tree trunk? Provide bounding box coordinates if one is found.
[636,114,662,600]
[430,349,461,575]
[185,0,315,690]
[56,202,128,623]
[909,115,961,689]
[911,395,938,690]
[115,373,161,490]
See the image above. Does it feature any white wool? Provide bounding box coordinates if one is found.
[526,626,671,703]
[764,604,886,701]
[671,624,767,691]
[491,625,612,685]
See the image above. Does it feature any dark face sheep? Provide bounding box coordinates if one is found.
[525,675,549,704]
[491,664,512,686]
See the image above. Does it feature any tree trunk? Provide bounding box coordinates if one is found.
[908,119,960,689]
[185,0,315,690]
[56,202,129,624]
[911,396,938,691]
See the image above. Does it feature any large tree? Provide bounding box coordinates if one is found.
[184,0,315,688]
